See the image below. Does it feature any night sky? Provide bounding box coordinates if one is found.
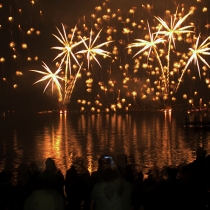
[0,0,210,112]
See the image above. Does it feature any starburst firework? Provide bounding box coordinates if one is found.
[30,62,64,101]
[127,21,167,91]
[76,29,114,69]
[154,8,194,93]
[155,9,194,48]
[52,24,85,79]
[176,34,210,92]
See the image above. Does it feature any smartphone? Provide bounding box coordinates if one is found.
[104,155,112,159]
[103,155,114,166]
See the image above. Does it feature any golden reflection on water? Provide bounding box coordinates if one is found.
[13,130,23,169]
[1,111,210,176]
[1,141,6,171]
[129,114,142,172]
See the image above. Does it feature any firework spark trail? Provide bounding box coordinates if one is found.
[64,62,84,103]
[51,24,85,95]
[127,21,167,93]
[76,28,114,69]
[176,34,210,92]
[30,61,64,101]
[154,8,194,94]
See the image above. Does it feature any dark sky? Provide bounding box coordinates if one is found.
[41,0,98,23]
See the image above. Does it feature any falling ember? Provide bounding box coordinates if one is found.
[0,58,5,62]
[8,17,13,22]
[9,42,15,48]
[22,43,28,49]
[202,7,207,12]
[16,71,23,76]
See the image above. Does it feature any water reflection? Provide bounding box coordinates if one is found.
[0,111,210,177]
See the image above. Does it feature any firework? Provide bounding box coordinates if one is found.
[30,61,64,102]
[176,34,210,92]
[51,23,88,103]
[154,9,194,48]
[127,21,167,92]
[27,0,210,110]
[76,28,114,69]
[52,24,85,75]
[64,62,84,103]
[154,8,194,93]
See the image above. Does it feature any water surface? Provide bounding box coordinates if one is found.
[0,110,210,177]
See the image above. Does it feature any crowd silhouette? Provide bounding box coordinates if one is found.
[1,148,210,210]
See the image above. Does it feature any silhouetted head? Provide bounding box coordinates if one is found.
[196,147,206,159]
[123,164,134,182]
[45,158,56,171]
[72,157,88,173]
[167,167,178,179]
[146,166,160,181]
[73,157,84,166]
[67,165,78,178]
[0,170,12,184]
[206,155,210,165]
[98,155,112,168]
[115,153,127,169]
[136,171,144,182]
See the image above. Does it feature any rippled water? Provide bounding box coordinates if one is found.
[0,110,210,178]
